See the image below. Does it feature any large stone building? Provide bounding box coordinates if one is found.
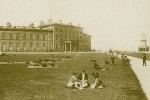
[0,20,91,52]
[39,20,91,52]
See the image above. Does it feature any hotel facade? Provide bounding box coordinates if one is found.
[0,20,91,52]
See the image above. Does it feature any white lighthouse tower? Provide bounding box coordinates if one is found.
[138,34,149,52]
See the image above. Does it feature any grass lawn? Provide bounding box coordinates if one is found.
[0,53,74,62]
[0,53,147,100]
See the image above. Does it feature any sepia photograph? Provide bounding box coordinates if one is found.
[0,0,150,100]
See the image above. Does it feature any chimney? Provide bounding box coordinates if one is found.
[68,22,72,25]
[30,23,34,28]
[59,20,62,24]
[7,22,11,28]
[48,18,52,25]
[40,20,45,26]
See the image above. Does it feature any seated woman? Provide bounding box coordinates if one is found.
[66,72,81,89]
[90,72,105,89]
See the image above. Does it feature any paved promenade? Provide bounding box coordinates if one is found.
[121,55,150,100]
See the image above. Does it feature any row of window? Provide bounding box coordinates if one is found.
[1,42,46,48]
[55,27,83,33]
[0,33,47,40]
[139,48,149,51]
[55,34,90,42]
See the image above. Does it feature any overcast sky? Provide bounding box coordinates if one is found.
[0,0,150,51]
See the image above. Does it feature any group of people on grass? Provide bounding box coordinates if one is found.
[66,55,116,90]
[66,68,105,90]
[92,55,115,70]
[121,54,131,66]
[66,53,148,90]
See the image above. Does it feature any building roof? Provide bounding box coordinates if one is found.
[39,23,83,29]
[0,26,52,32]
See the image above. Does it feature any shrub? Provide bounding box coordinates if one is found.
[1,53,7,56]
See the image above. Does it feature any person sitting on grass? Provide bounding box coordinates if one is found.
[90,58,96,63]
[90,72,105,89]
[110,55,115,65]
[94,61,108,70]
[121,54,125,61]
[77,68,90,89]
[105,58,110,64]
[123,56,131,66]
[66,72,81,89]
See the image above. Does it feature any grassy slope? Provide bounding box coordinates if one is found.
[0,53,147,100]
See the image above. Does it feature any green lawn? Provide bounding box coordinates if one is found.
[0,53,147,100]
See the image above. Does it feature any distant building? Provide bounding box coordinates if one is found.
[138,34,149,52]
[0,20,91,52]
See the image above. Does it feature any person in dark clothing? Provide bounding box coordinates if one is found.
[143,54,146,66]
[93,61,107,70]
[105,58,110,64]
[111,55,115,65]
[77,68,90,88]
[90,72,105,89]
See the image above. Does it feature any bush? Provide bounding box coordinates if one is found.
[0,53,7,56]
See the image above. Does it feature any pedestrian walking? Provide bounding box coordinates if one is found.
[143,53,146,66]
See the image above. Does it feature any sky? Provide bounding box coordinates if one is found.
[0,0,150,51]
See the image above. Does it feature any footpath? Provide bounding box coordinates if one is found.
[119,55,150,100]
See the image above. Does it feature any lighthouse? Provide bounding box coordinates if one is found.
[138,34,149,52]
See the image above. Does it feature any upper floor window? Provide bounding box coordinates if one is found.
[43,34,45,40]
[60,27,62,32]
[37,34,39,40]
[9,33,13,40]
[55,27,58,32]
[16,33,20,40]
[23,34,26,40]
[56,34,58,40]
[2,33,5,39]
[30,34,33,40]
